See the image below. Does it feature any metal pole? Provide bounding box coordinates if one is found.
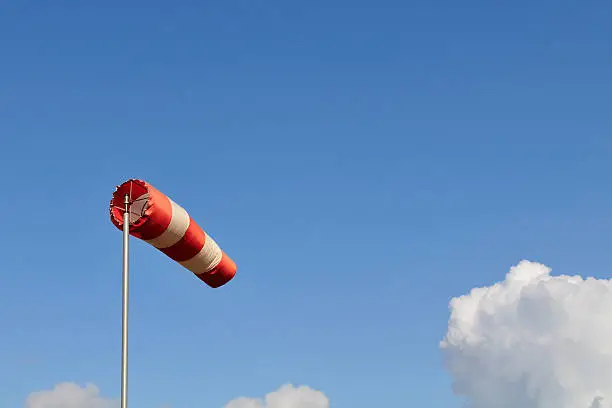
[121,193,130,408]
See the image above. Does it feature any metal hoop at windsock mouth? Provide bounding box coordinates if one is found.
[109,179,237,288]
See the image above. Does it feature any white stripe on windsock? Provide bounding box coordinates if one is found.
[179,233,223,274]
[145,199,190,249]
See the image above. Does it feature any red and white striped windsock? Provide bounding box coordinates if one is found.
[109,179,237,288]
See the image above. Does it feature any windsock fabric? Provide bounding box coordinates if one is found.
[109,179,236,288]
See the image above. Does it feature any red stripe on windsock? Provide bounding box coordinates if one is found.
[138,185,173,241]
[159,217,206,262]
[195,252,237,288]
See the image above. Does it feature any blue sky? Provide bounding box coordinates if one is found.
[0,1,610,407]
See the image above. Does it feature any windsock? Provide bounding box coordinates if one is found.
[109,179,237,288]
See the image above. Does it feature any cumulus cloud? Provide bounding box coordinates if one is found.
[25,383,118,408]
[441,260,612,408]
[225,384,329,408]
[24,383,328,408]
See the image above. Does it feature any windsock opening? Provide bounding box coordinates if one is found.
[110,179,151,233]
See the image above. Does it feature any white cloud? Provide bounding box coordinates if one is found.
[25,383,118,408]
[24,383,328,408]
[224,384,329,408]
[441,260,612,408]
